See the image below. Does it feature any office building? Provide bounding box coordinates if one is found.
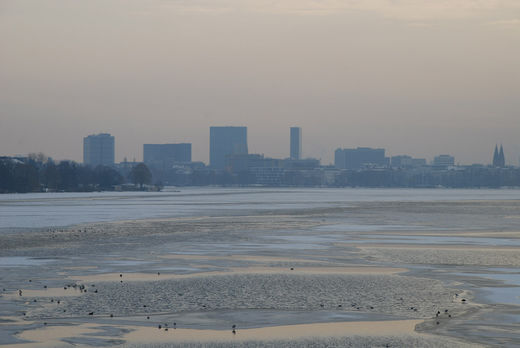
[83,133,115,166]
[433,154,455,167]
[143,143,191,167]
[335,147,389,170]
[210,126,248,169]
[391,155,427,168]
[227,154,282,173]
[290,127,302,160]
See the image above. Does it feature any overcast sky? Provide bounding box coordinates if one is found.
[1,0,519,165]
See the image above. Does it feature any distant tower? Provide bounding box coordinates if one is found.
[492,145,499,167]
[499,145,505,167]
[83,133,115,166]
[493,144,506,167]
[290,127,302,160]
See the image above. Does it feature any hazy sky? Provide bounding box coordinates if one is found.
[1,0,519,165]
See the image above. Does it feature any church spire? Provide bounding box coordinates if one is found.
[493,145,499,167]
[499,145,505,167]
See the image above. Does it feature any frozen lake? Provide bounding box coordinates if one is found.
[2,187,520,228]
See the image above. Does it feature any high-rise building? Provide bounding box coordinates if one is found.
[143,143,191,167]
[334,147,388,169]
[290,127,302,160]
[209,126,248,169]
[83,133,115,166]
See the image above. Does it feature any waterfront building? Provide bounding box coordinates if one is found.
[143,143,191,167]
[83,133,115,166]
[391,155,427,168]
[334,147,388,170]
[210,126,248,169]
[433,154,455,168]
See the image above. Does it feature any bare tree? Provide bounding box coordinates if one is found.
[129,163,152,189]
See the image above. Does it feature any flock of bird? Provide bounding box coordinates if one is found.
[8,271,468,339]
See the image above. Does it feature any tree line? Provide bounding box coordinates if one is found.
[0,154,152,193]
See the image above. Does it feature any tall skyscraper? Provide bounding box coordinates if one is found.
[83,133,115,166]
[290,127,302,160]
[209,126,248,169]
[143,143,191,167]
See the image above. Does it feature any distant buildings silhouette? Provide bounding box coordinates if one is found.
[290,127,302,160]
[492,145,505,167]
[83,133,114,167]
[209,126,248,169]
[143,143,191,168]
[334,147,388,170]
[433,155,455,168]
[3,128,517,192]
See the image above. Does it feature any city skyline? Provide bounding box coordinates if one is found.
[1,1,519,165]
[3,126,517,167]
[75,128,510,168]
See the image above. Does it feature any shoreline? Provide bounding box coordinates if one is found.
[1,194,520,347]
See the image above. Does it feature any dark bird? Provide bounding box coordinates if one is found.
[88,312,94,315]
